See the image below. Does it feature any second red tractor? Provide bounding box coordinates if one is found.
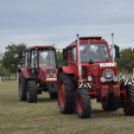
[18,46,58,103]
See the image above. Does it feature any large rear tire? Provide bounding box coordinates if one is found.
[124,85,134,115]
[101,97,119,111]
[75,89,91,118]
[19,72,27,101]
[57,72,75,114]
[26,80,37,103]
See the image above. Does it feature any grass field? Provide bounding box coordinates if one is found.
[0,81,134,134]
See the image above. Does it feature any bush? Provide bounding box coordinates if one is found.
[0,66,12,77]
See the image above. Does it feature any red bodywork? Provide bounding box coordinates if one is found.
[58,37,126,100]
[20,66,57,84]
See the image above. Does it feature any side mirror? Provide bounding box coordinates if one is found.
[63,49,68,60]
[89,59,94,64]
[18,50,25,59]
[18,50,23,59]
[114,45,120,58]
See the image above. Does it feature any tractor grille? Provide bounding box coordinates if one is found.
[102,69,114,82]
[82,66,87,77]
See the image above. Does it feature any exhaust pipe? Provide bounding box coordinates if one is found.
[76,34,82,81]
[111,33,114,63]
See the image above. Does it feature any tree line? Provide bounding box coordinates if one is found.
[0,43,134,77]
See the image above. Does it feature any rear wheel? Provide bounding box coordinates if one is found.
[101,97,119,111]
[75,89,91,118]
[19,72,27,101]
[57,72,75,114]
[50,92,57,99]
[26,80,37,103]
[124,85,134,115]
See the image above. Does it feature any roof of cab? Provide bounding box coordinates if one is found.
[79,36,102,40]
[26,46,55,50]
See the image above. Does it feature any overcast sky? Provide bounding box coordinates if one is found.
[0,0,134,52]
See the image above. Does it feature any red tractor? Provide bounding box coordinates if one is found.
[57,34,134,118]
[18,46,58,103]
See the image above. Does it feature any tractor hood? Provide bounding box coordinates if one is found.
[85,62,118,82]
[38,66,57,84]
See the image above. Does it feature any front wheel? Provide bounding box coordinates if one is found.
[101,97,119,111]
[124,85,134,115]
[26,80,37,103]
[75,89,91,118]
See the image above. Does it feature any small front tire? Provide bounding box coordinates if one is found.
[101,97,119,111]
[75,89,91,118]
[26,80,37,103]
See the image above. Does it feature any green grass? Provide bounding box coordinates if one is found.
[1,81,134,134]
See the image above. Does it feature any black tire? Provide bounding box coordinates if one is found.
[75,89,91,118]
[57,72,75,114]
[50,92,57,99]
[101,97,119,111]
[124,85,134,115]
[19,72,27,101]
[26,80,37,103]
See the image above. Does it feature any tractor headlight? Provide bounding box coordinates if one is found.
[113,76,118,82]
[87,76,93,81]
[100,77,106,83]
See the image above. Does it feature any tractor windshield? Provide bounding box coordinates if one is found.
[80,44,109,62]
[39,50,56,67]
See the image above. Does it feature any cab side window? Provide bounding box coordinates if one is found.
[70,47,76,62]
[31,51,38,68]
[25,51,31,68]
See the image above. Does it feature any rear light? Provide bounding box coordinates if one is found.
[53,73,56,77]
[46,73,50,77]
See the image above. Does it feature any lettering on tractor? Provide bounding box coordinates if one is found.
[57,34,134,118]
[18,46,58,103]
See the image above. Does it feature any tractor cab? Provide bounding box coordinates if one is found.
[18,46,58,103]
[62,36,119,83]
[25,46,57,70]
[24,46,57,78]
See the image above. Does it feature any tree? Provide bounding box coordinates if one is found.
[2,43,26,74]
[0,66,12,76]
[115,48,134,73]
[56,51,67,66]
[0,51,12,76]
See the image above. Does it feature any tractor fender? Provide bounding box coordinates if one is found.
[58,66,75,76]
[18,68,31,78]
